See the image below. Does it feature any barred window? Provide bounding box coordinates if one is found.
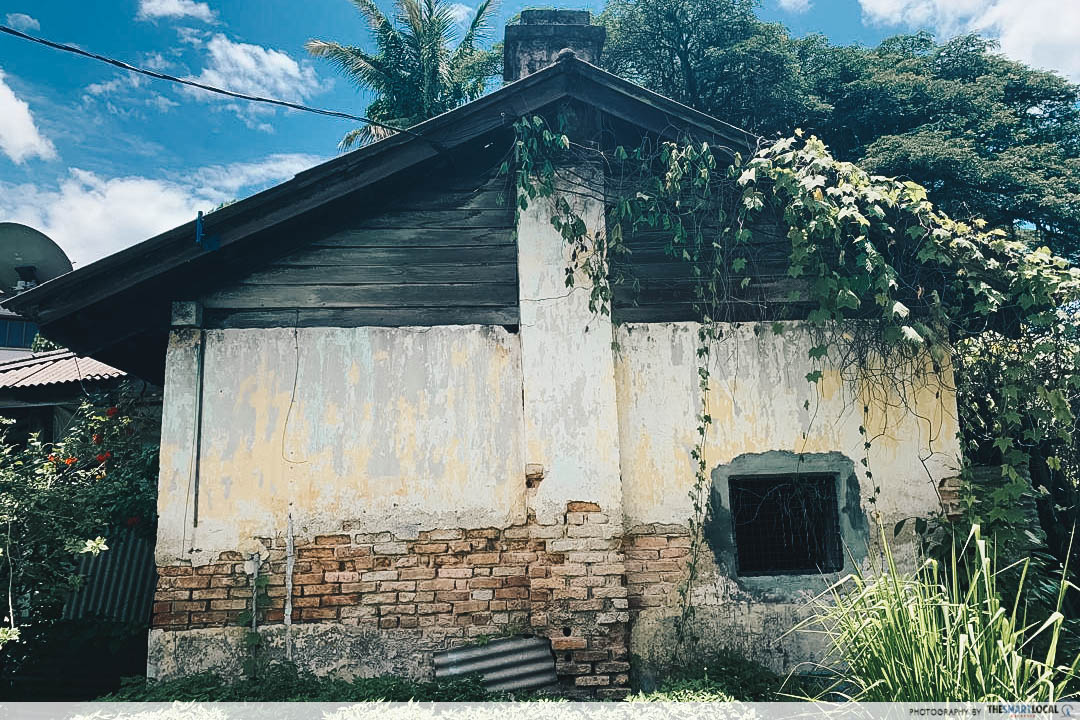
[728,473,843,576]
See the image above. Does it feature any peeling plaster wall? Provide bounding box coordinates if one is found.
[615,321,960,528]
[156,325,526,566]
[614,320,961,674]
[516,170,623,529]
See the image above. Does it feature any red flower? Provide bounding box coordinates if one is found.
[92,434,103,444]
[125,515,142,527]
[96,453,107,463]
[64,457,77,466]
[46,454,56,462]
[105,407,119,418]
[105,451,112,459]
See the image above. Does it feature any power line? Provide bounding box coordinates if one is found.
[0,24,425,141]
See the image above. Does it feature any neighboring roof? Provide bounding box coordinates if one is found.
[2,54,760,382]
[0,348,124,390]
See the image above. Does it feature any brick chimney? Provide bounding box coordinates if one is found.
[503,10,606,83]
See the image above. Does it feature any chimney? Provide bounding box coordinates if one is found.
[503,10,605,84]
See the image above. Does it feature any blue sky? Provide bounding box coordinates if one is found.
[0,0,1076,267]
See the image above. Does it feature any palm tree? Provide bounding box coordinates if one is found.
[307,0,500,149]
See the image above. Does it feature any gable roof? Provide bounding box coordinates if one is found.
[2,55,759,383]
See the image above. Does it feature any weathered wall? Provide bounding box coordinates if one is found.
[614,320,960,675]
[156,325,526,567]
[150,165,960,691]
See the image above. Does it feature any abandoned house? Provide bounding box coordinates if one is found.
[4,10,960,697]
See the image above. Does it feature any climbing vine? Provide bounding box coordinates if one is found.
[509,112,1080,650]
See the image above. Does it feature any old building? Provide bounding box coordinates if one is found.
[5,11,959,697]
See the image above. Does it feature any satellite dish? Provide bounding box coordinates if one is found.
[0,223,72,295]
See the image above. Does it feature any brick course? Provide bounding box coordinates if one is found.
[152,504,687,698]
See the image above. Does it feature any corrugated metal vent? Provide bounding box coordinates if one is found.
[433,635,557,692]
[62,529,157,623]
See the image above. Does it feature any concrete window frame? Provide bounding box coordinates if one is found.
[704,450,869,599]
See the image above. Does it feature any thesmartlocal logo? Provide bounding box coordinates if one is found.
[986,704,1070,718]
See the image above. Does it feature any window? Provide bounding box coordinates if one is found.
[0,319,38,348]
[728,473,843,576]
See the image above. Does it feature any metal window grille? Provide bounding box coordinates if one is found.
[728,473,843,576]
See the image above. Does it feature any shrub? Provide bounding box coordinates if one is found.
[799,523,1080,701]
[101,664,495,702]
[626,675,735,702]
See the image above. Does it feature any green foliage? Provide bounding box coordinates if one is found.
[29,334,60,353]
[599,4,1080,259]
[799,524,1080,701]
[512,114,1080,656]
[0,384,159,651]
[101,664,495,702]
[600,0,817,136]
[307,0,501,149]
[627,676,735,702]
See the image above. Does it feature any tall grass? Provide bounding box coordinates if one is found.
[798,524,1080,701]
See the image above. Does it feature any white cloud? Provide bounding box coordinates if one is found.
[181,34,325,128]
[136,0,215,23]
[447,3,473,25]
[0,68,56,164]
[5,13,40,31]
[0,154,321,266]
[858,0,1080,81]
[778,0,812,12]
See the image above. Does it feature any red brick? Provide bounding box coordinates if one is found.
[631,536,668,549]
[453,600,489,614]
[195,563,234,575]
[417,603,452,614]
[566,502,602,513]
[210,576,248,588]
[379,616,399,628]
[190,611,228,624]
[400,567,436,580]
[210,599,249,610]
[171,600,208,612]
[324,571,359,583]
[575,676,610,687]
[298,547,335,559]
[413,543,448,554]
[302,583,340,595]
[153,612,189,627]
[551,636,587,651]
[321,593,362,606]
[399,615,419,628]
[152,601,171,614]
[335,546,371,559]
[301,608,338,620]
[314,534,351,545]
[218,551,244,561]
[158,566,193,576]
[494,587,528,600]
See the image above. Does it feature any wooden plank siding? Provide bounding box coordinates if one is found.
[200,171,519,329]
[611,221,810,323]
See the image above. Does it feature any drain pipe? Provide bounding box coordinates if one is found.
[284,512,295,661]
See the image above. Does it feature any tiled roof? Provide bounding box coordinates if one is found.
[0,349,125,389]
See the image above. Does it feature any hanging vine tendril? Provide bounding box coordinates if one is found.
[508,113,1080,652]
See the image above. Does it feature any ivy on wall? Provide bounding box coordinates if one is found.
[509,114,1080,650]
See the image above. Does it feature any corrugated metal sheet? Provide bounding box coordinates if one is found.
[0,349,124,389]
[433,635,557,692]
[62,529,157,623]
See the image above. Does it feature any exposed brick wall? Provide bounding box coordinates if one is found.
[152,502,634,698]
[622,524,691,612]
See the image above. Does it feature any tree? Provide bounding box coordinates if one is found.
[599,0,1080,260]
[599,0,819,136]
[307,0,501,149]
[797,32,1080,259]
